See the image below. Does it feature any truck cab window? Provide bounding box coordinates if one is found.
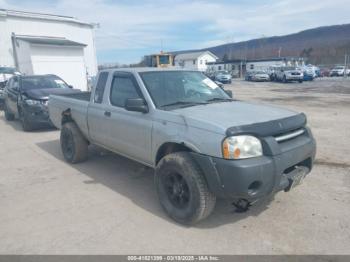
[94,72,109,103]
[110,76,142,108]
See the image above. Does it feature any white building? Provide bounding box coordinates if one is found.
[0,9,98,90]
[246,57,305,72]
[174,51,218,72]
[206,60,243,78]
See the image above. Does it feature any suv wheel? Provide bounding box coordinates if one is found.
[19,109,33,131]
[155,152,216,225]
[60,122,88,163]
[4,102,14,121]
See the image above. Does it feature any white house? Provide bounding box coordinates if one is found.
[174,51,218,71]
[0,9,98,91]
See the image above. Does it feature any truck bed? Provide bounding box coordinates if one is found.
[48,92,91,137]
[57,91,91,102]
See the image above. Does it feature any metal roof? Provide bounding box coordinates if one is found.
[14,35,87,47]
[175,51,218,61]
[0,8,94,27]
[207,57,305,65]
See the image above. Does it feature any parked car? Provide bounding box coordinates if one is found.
[330,66,350,77]
[320,68,331,77]
[267,66,279,81]
[244,72,253,81]
[3,74,80,131]
[0,67,20,108]
[298,67,314,81]
[274,67,303,83]
[214,70,232,84]
[304,64,319,78]
[246,71,270,82]
[49,68,316,225]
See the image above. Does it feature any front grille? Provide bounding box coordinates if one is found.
[275,128,305,143]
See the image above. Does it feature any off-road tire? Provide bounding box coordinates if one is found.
[155,152,216,225]
[4,102,14,121]
[60,122,88,163]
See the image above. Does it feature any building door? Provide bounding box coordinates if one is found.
[29,45,87,91]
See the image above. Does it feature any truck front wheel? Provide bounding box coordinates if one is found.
[60,122,88,163]
[4,102,14,121]
[155,152,216,225]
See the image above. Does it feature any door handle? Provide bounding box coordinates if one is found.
[104,111,111,117]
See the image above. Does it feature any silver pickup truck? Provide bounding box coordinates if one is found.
[49,68,316,225]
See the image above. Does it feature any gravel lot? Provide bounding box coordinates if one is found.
[0,78,349,254]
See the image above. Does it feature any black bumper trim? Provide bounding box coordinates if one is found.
[226,113,306,137]
[190,133,316,201]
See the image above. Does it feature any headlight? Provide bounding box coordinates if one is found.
[222,135,263,159]
[24,99,41,105]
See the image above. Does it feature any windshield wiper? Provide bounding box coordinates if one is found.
[160,101,208,108]
[206,97,233,103]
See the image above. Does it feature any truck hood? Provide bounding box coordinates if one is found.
[23,88,81,100]
[172,101,302,135]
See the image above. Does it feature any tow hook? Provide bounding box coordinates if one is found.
[232,199,251,213]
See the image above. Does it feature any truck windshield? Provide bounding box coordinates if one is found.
[140,71,231,109]
[21,75,69,90]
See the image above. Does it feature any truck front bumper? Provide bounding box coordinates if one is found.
[190,129,316,203]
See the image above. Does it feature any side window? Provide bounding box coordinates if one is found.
[110,75,142,108]
[94,72,109,103]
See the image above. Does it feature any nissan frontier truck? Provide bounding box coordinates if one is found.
[48,68,316,225]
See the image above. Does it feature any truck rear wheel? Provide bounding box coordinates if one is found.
[155,152,216,225]
[60,122,88,163]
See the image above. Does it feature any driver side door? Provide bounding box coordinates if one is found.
[103,72,153,165]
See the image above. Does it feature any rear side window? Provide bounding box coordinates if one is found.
[110,75,142,108]
[94,72,109,103]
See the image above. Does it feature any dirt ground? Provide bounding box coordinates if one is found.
[0,77,349,254]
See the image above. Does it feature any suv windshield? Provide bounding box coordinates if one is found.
[21,75,69,90]
[140,71,231,109]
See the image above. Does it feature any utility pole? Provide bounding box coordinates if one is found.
[344,53,348,78]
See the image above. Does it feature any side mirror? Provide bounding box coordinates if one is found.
[68,85,73,89]
[215,81,224,88]
[125,98,149,113]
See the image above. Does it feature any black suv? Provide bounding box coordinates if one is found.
[3,74,80,131]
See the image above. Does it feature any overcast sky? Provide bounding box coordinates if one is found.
[1,0,350,64]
